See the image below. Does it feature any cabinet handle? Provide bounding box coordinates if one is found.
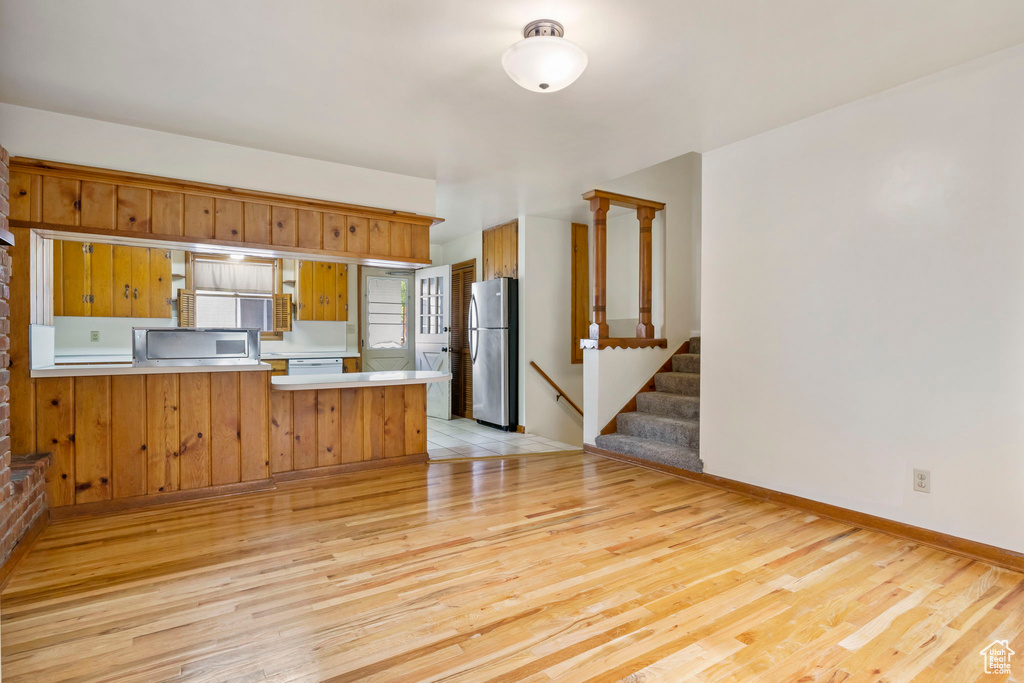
[124,284,130,299]
[319,295,323,305]
[133,287,139,300]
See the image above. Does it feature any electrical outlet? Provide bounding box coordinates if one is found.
[913,469,930,493]
[90,331,100,342]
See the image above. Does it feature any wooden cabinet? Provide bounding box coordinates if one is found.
[267,360,289,376]
[343,357,361,373]
[10,161,436,267]
[53,240,173,318]
[295,260,348,321]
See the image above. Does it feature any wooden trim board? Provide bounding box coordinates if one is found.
[585,444,1024,574]
[272,453,427,483]
[50,456,431,519]
[570,222,588,365]
[50,479,276,520]
[580,337,667,350]
[581,189,665,211]
[16,221,427,267]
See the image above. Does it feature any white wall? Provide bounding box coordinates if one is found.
[53,316,174,358]
[260,321,350,355]
[582,153,702,443]
[702,46,1024,553]
[0,104,435,216]
[436,231,483,277]
[520,216,584,445]
[605,209,642,337]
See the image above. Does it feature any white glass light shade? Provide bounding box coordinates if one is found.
[501,36,588,93]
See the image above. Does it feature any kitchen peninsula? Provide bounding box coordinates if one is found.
[7,157,446,516]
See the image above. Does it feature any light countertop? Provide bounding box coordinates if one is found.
[271,370,449,391]
[32,362,272,378]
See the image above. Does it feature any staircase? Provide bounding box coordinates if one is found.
[595,336,703,473]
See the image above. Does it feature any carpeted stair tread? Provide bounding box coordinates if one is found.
[636,392,700,419]
[654,372,700,396]
[672,354,700,373]
[595,434,704,473]
[617,411,699,448]
[689,337,700,354]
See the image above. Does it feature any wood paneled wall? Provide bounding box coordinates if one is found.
[8,158,436,266]
[34,371,270,506]
[29,372,427,509]
[269,384,427,474]
[482,220,518,280]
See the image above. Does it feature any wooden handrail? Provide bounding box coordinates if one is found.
[529,361,583,416]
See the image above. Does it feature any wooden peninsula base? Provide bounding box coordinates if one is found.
[24,370,441,517]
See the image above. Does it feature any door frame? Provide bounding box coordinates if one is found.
[451,259,476,418]
[359,266,416,372]
[414,264,452,420]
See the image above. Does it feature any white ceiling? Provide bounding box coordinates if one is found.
[2,1,1023,242]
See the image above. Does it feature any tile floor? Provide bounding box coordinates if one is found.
[427,417,580,459]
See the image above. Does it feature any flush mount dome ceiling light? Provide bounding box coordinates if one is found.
[501,19,588,93]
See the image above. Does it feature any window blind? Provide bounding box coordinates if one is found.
[366,276,407,349]
[194,259,275,294]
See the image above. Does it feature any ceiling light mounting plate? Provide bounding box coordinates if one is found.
[523,19,564,39]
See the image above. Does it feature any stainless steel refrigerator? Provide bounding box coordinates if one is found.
[469,277,518,431]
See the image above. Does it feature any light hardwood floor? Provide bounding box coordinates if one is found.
[2,454,1022,682]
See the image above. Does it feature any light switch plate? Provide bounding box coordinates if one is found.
[913,469,930,493]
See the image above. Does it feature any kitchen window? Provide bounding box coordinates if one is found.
[366,276,408,349]
[184,255,287,338]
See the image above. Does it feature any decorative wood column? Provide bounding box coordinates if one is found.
[579,190,667,351]
[588,195,610,340]
[636,206,655,339]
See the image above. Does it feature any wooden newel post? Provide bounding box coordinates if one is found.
[636,206,655,339]
[589,196,610,340]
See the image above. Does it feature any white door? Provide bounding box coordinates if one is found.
[361,267,415,372]
[415,265,451,419]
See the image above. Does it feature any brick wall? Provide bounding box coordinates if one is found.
[0,144,46,564]
[0,144,12,556]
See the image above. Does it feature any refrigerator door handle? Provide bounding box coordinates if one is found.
[468,294,480,363]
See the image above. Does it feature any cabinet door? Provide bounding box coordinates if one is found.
[149,249,173,318]
[322,263,337,321]
[336,264,349,321]
[62,241,92,316]
[342,357,360,373]
[90,243,114,317]
[130,247,151,317]
[112,246,134,317]
[296,260,314,321]
[312,261,327,321]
